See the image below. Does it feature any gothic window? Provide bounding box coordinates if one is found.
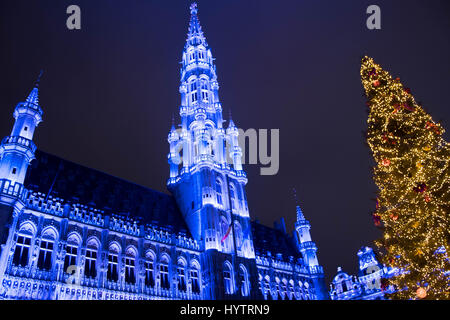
[342,281,348,292]
[37,239,54,270]
[289,281,295,300]
[200,80,209,101]
[85,248,97,279]
[64,243,78,273]
[189,80,198,104]
[145,252,155,287]
[239,265,249,297]
[223,261,234,295]
[160,256,170,290]
[177,260,187,292]
[107,245,120,282]
[125,248,136,285]
[229,184,236,210]
[191,91,198,103]
[84,237,98,279]
[281,279,288,300]
[12,234,32,267]
[190,268,200,294]
[215,179,223,205]
[189,81,197,92]
[264,276,271,299]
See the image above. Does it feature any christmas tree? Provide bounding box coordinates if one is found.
[361,56,450,299]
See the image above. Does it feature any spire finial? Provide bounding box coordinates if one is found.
[293,187,299,204]
[190,2,198,15]
[293,187,305,222]
[186,2,207,48]
[35,70,44,88]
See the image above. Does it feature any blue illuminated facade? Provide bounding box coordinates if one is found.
[0,3,329,300]
[329,247,397,300]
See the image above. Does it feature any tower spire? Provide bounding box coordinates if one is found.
[25,70,44,108]
[186,2,207,48]
[293,187,305,221]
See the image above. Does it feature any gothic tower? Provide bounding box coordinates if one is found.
[167,3,261,299]
[0,74,43,270]
[294,199,329,299]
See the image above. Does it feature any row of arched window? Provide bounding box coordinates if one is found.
[184,47,212,67]
[215,178,245,212]
[223,261,250,297]
[259,275,314,300]
[187,77,211,104]
[11,222,201,294]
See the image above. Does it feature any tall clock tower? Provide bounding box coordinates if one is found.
[167,3,261,299]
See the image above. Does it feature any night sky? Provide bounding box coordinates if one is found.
[1,0,449,283]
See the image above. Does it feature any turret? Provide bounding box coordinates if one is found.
[0,73,43,189]
[295,203,319,267]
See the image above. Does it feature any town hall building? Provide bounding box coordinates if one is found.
[0,3,332,300]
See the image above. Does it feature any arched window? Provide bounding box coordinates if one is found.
[13,234,32,267]
[200,79,209,101]
[281,279,288,300]
[189,79,198,104]
[12,223,35,267]
[37,228,57,271]
[215,179,223,205]
[144,251,155,288]
[239,265,249,297]
[190,261,201,294]
[223,261,234,295]
[177,259,187,292]
[229,184,236,210]
[160,255,170,290]
[264,276,271,299]
[342,281,348,292]
[64,233,81,273]
[84,237,98,279]
[234,222,243,250]
[289,280,295,300]
[125,247,137,285]
[274,277,282,300]
[107,243,120,282]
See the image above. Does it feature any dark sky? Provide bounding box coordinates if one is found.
[1,0,449,283]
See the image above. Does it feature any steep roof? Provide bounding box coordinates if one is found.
[251,220,302,261]
[24,150,191,236]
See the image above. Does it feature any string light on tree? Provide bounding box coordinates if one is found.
[361,56,450,300]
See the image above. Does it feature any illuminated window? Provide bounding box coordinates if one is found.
[37,239,54,270]
[160,257,170,289]
[223,262,234,294]
[125,249,136,285]
[201,80,209,101]
[85,248,97,279]
[190,269,200,294]
[145,254,155,287]
[64,243,78,273]
[177,265,187,292]
[239,265,249,297]
[13,234,32,267]
[229,184,236,210]
[107,246,119,282]
[216,179,223,205]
